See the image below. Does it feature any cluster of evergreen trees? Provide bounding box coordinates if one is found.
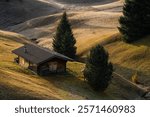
[3,0,149,93]
[53,12,113,92]
[118,0,150,42]
[3,0,149,92]
[53,0,150,91]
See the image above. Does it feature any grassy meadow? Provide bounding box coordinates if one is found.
[0,32,116,100]
[1,30,149,100]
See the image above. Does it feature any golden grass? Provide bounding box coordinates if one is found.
[104,36,150,86]
[105,37,150,75]
[0,32,114,100]
[0,30,28,44]
[76,31,150,95]
[76,31,120,56]
[76,29,149,84]
[1,30,149,100]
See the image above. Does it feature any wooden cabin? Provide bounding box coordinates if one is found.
[12,44,73,76]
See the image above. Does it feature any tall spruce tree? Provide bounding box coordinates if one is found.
[53,12,76,59]
[144,0,150,34]
[83,45,113,92]
[118,0,150,42]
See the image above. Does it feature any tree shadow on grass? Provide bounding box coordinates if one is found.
[113,63,150,86]
[132,35,150,47]
[71,19,116,29]
[105,63,150,100]
[42,68,113,100]
[0,84,54,100]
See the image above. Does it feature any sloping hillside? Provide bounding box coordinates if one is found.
[55,0,117,4]
[0,30,29,43]
[8,11,121,47]
[0,30,116,100]
[105,36,150,86]
[78,33,150,87]
[0,0,60,28]
[1,0,123,50]
[0,0,149,100]
[0,30,149,100]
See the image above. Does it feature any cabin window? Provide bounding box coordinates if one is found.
[48,62,57,71]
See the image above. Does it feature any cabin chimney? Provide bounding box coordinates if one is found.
[24,46,28,53]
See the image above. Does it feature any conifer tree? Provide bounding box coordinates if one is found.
[144,0,150,34]
[53,12,76,59]
[118,0,150,42]
[84,45,113,92]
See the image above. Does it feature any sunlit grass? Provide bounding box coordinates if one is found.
[0,32,112,100]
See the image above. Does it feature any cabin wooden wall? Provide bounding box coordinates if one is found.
[28,63,38,73]
[38,58,67,75]
[48,58,66,72]
[17,56,67,75]
[19,57,29,68]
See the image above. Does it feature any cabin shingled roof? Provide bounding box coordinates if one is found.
[12,43,73,64]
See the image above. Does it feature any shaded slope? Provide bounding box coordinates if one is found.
[0,0,60,29]
[1,0,123,50]
[8,11,121,48]
[0,30,30,44]
[55,0,117,5]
